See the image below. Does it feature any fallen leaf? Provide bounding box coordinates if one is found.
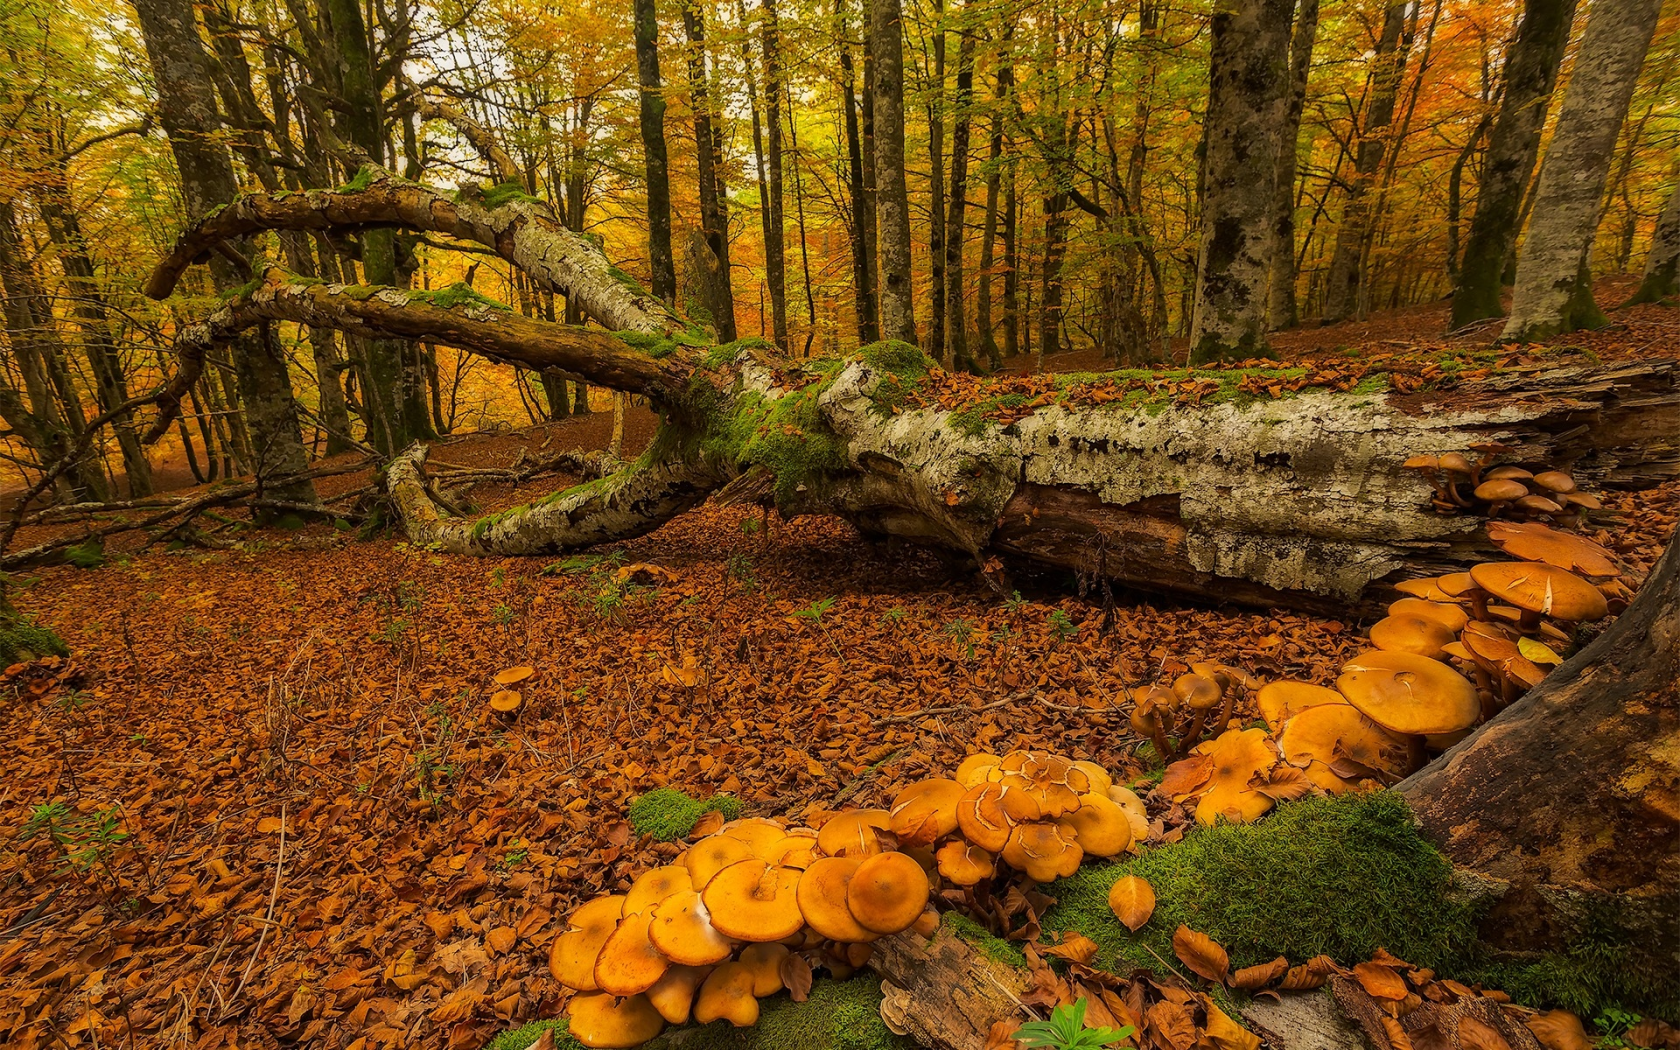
[1043,932,1099,965]
[1383,1016,1415,1050]
[1171,924,1229,983]
[1203,995,1261,1050]
[1355,961,1410,1001]
[1230,956,1288,991]
[1108,875,1156,932]
[1458,1014,1513,1050]
[1147,1000,1198,1050]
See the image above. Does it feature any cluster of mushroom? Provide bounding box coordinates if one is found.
[548,815,923,1046]
[1241,522,1622,802]
[1127,663,1260,763]
[1404,447,1600,525]
[548,751,1144,1047]
[1389,521,1620,705]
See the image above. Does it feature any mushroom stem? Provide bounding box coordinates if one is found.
[1518,609,1544,635]
[1486,500,1507,520]
[1151,725,1176,765]
[1180,708,1208,755]
[1467,589,1491,622]
[1214,688,1237,738]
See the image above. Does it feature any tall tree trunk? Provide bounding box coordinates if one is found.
[1502,0,1663,342]
[317,0,432,452]
[862,10,881,331]
[1188,0,1293,362]
[839,0,879,343]
[944,2,977,371]
[131,0,317,505]
[1626,180,1680,305]
[1321,1,1411,323]
[0,204,105,502]
[1001,161,1019,358]
[976,26,1012,369]
[1266,0,1320,332]
[1450,0,1577,328]
[633,0,677,304]
[871,0,917,343]
[1398,530,1679,994]
[928,0,948,363]
[32,162,154,494]
[681,0,737,340]
[759,0,789,349]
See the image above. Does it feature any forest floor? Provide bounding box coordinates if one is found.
[2,282,1678,1050]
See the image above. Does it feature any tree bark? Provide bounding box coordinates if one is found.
[928,0,948,364]
[1626,180,1680,305]
[872,0,918,343]
[1450,0,1578,329]
[840,0,880,344]
[1502,0,1663,342]
[1189,0,1293,363]
[1321,1,1411,324]
[759,0,790,349]
[130,0,317,505]
[944,4,977,372]
[975,27,1012,369]
[1266,0,1320,333]
[634,0,677,305]
[682,0,738,340]
[1398,529,1679,994]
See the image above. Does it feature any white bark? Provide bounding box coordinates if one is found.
[1502,0,1663,341]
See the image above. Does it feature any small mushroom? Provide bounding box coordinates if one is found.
[1386,597,1469,633]
[794,857,877,942]
[646,964,711,1025]
[1367,614,1456,661]
[550,895,627,991]
[1000,821,1084,882]
[1483,465,1533,482]
[815,808,892,857]
[489,689,522,717]
[694,962,760,1027]
[954,753,1002,787]
[847,851,932,934]
[594,910,670,997]
[1469,560,1609,632]
[647,890,734,965]
[736,942,790,997]
[494,665,535,686]
[888,779,965,847]
[1056,792,1133,857]
[624,865,694,915]
[1278,704,1413,793]
[1485,521,1619,577]
[685,834,756,888]
[935,839,996,886]
[1532,470,1576,495]
[1255,680,1347,733]
[956,781,1034,852]
[1336,650,1481,737]
[700,859,805,942]
[566,991,667,1048]
[1473,478,1528,517]
[1185,727,1281,826]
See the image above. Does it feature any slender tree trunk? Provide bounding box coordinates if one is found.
[862,11,881,329]
[839,0,879,343]
[1503,0,1663,341]
[944,2,977,371]
[681,0,737,339]
[760,0,789,348]
[1626,181,1680,304]
[1267,0,1320,332]
[633,0,677,304]
[927,0,948,363]
[872,0,917,343]
[0,204,104,501]
[1002,163,1019,358]
[1321,1,1411,323]
[131,0,318,504]
[32,163,154,494]
[976,27,1011,369]
[1189,0,1293,362]
[320,0,432,451]
[1452,0,1578,328]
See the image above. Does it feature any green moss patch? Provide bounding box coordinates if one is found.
[0,618,69,666]
[627,787,743,841]
[414,283,512,312]
[480,180,543,209]
[700,361,850,504]
[615,329,711,360]
[941,910,1028,967]
[487,979,912,1050]
[1044,794,1477,975]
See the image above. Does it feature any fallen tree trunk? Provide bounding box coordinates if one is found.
[1397,530,1679,1007]
[147,179,1680,613]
